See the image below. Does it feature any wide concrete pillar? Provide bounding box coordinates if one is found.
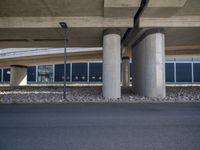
[122,56,130,87]
[10,65,27,86]
[132,30,166,98]
[103,28,121,98]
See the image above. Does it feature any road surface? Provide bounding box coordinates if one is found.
[0,103,200,150]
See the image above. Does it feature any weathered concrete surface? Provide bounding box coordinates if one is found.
[0,0,199,48]
[0,50,102,67]
[122,57,130,87]
[1,47,200,68]
[103,32,121,98]
[132,32,166,98]
[140,16,200,27]
[121,47,131,87]
[10,66,27,86]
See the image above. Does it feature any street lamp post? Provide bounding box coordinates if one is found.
[59,22,68,99]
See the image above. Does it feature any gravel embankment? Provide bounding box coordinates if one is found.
[0,86,200,104]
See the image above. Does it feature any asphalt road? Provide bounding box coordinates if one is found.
[0,103,200,150]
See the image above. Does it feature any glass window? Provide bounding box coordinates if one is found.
[37,65,53,83]
[27,66,36,82]
[89,63,102,82]
[0,69,2,82]
[194,63,200,82]
[3,68,10,82]
[72,63,87,82]
[165,63,175,82]
[176,63,192,82]
[55,64,70,82]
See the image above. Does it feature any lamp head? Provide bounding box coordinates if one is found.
[59,22,67,28]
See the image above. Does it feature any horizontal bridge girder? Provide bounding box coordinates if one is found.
[140,16,200,27]
[0,17,133,28]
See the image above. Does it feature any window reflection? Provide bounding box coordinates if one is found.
[89,63,102,82]
[72,63,87,82]
[54,64,70,82]
[38,65,53,83]
[176,63,192,82]
[3,68,10,82]
[27,66,36,82]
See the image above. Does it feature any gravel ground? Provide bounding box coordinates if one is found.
[0,86,200,104]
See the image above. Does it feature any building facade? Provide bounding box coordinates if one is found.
[1,58,200,84]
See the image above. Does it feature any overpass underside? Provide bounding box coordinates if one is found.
[0,0,200,98]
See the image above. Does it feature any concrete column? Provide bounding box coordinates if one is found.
[10,65,27,86]
[103,28,121,98]
[132,30,166,98]
[122,56,130,87]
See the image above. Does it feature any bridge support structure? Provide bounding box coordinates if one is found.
[103,28,121,98]
[10,65,27,86]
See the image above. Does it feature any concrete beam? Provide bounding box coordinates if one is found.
[104,0,139,17]
[0,40,102,48]
[104,0,187,17]
[166,54,200,58]
[0,17,133,28]
[166,45,200,51]
[0,52,102,67]
[140,16,200,27]
[166,49,200,55]
[148,0,186,7]
[104,0,186,8]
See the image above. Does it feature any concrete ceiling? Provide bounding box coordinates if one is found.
[165,27,200,47]
[0,0,199,50]
[0,28,104,47]
[0,0,104,17]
